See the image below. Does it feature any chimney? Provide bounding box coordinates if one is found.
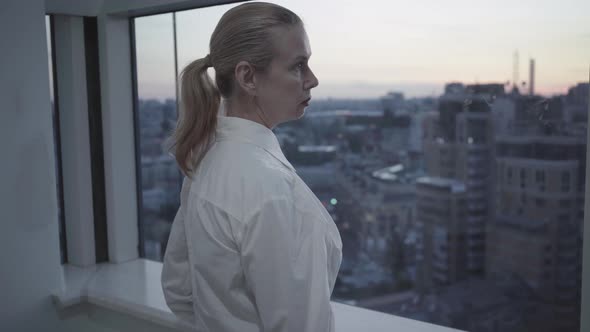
[529,59,535,96]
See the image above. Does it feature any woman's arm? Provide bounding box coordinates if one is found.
[161,178,195,324]
[241,198,335,332]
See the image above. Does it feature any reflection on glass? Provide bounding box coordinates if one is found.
[133,2,588,331]
[135,13,179,261]
[46,15,67,264]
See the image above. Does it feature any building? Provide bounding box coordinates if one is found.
[415,177,467,291]
[422,92,496,277]
[565,82,590,123]
[381,92,405,114]
[566,82,589,107]
[489,134,585,332]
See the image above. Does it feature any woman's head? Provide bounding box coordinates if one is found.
[210,2,303,97]
[232,22,319,126]
[171,2,317,176]
[212,3,318,125]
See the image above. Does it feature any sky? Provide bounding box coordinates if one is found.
[134,0,590,99]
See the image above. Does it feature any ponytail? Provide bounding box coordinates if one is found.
[169,2,302,177]
[169,55,220,177]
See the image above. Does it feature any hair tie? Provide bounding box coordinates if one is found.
[204,54,212,67]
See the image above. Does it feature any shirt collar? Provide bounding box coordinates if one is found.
[215,115,296,172]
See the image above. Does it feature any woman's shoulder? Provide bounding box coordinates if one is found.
[191,141,295,217]
[208,140,293,180]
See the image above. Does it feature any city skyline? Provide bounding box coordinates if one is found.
[135,0,590,99]
[136,82,587,331]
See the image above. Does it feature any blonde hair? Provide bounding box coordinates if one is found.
[169,2,302,176]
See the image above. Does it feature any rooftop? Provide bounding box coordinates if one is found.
[416,177,466,193]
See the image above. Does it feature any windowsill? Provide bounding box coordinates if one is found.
[52,259,464,332]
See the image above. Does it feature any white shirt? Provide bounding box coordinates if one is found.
[161,115,343,332]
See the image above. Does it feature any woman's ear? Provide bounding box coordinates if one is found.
[234,61,257,96]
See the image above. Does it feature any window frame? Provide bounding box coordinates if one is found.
[52,14,100,267]
[47,14,68,264]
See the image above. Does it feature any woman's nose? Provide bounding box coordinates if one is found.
[306,68,319,90]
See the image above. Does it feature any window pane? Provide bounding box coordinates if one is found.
[176,5,235,77]
[46,15,67,264]
[274,3,587,332]
[134,13,179,261]
[133,1,589,331]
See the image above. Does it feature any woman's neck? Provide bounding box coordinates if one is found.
[224,97,274,129]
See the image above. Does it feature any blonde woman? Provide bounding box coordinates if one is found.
[161,2,342,331]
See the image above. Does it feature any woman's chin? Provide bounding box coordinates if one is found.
[295,105,306,119]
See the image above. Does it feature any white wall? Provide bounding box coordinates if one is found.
[0,1,65,330]
[0,1,173,331]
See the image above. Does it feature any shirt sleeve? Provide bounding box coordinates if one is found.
[240,198,335,332]
[161,178,195,325]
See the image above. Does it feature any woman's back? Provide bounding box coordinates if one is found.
[163,116,342,331]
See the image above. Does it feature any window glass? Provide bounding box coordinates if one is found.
[133,1,589,331]
[134,13,179,261]
[46,15,67,264]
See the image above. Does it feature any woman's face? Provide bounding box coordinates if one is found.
[255,24,319,126]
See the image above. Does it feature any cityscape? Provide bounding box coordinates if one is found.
[137,75,588,331]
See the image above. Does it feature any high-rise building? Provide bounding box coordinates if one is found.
[566,82,589,106]
[415,177,467,291]
[564,82,589,124]
[381,91,405,114]
[513,95,564,130]
[422,91,496,278]
[529,59,535,96]
[444,82,465,95]
[465,83,506,97]
[489,134,585,332]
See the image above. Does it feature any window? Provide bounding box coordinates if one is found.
[535,170,545,183]
[562,171,570,184]
[536,169,545,191]
[562,171,571,192]
[133,12,181,261]
[130,1,588,331]
[46,15,67,264]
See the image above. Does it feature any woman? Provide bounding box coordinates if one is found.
[161,2,342,331]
